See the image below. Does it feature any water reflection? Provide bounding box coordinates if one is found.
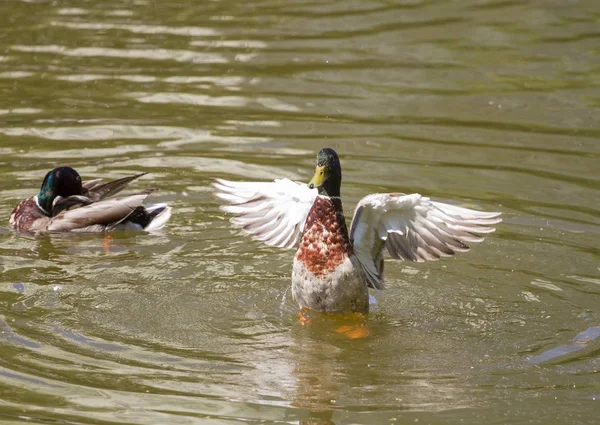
[528,326,600,364]
[12,45,228,64]
[130,92,301,112]
[50,21,219,37]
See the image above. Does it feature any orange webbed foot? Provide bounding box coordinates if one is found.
[334,324,370,339]
[334,313,370,339]
[103,234,113,253]
[298,308,312,326]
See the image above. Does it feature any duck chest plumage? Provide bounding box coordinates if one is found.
[292,195,369,314]
[295,196,352,276]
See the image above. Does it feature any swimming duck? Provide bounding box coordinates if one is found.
[213,148,501,315]
[10,166,171,233]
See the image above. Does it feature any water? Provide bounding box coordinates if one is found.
[0,0,599,424]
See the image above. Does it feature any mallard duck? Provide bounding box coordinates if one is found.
[213,148,501,315]
[10,166,171,233]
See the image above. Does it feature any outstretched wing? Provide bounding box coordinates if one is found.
[349,193,502,290]
[213,178,318,249]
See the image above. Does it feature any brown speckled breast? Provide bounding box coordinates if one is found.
[295,196,353,277]
[9,197,48,232]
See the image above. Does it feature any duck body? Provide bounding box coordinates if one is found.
[292,195,369,313]
[10,167,171,233]
[213,148,502,315]
[10,197,48,233]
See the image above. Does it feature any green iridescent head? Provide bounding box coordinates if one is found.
[37,166,82,215]
[308,148,342,197]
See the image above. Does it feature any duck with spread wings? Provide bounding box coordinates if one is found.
[213,148,501,315]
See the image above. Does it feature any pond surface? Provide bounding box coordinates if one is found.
[0,0,599,424]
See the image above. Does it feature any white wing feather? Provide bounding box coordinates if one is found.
[212,178,318,249]
[349,193,502,289]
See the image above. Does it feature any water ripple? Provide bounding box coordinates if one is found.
[0,0,599,423]
[12,45,228,64]
[50,21,219,37]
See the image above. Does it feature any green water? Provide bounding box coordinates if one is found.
[0,1,599,424]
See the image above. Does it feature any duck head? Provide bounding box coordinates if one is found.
[37,166,83,215]
[308,148,342,198]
